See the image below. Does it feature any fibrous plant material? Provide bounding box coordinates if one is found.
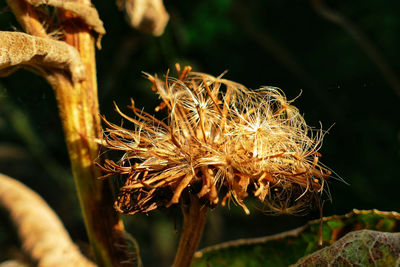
[4,1,134,266]
[100,65,332,216]
[0,31,85,83]
[0,173,95,267]
[25,0,106,48]
[6,0,49,38]
[116,0,169,36]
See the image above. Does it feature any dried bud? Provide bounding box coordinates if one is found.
[100,65,332,215]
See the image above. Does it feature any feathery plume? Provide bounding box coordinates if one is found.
[99,65,332,215]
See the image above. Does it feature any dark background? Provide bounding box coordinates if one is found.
[0,0,399,266]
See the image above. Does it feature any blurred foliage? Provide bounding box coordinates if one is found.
[0,0,399,266]
[192,209,400,266]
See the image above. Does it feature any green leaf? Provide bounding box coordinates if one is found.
[293,230,400,266]
[191,209,400,267]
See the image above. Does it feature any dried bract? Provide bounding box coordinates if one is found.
[100,65,331,215]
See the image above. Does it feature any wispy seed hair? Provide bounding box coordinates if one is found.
[99,65,332,215]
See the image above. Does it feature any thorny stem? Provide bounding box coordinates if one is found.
[173,196,208,267]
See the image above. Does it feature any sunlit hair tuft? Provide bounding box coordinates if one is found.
[99,65,332,215]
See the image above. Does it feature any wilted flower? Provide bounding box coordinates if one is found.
[99,65,331,215]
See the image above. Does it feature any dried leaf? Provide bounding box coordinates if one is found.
[116,0,169,36]
[192,209,400,266]
[292,230,400,266]
[26,0,106,48]
[0,31,85,83]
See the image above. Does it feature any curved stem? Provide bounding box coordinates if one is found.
[6,1,135,265]
[311,0,400,98]
[173,196,208,267]
[0,173,95,266]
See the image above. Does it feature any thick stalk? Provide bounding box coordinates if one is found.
[45,9,133,267]
[7,0,132,265]
[173,197,208,267]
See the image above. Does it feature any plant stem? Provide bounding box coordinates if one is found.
[173,197,208,267]
[46,9,133,267]
[7,1,134,265]
[7,0,48,37]
[0,173,96,266]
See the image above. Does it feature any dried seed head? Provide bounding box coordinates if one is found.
[100,65,332,215]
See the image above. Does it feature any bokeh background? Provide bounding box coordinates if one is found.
[0,0,399,266]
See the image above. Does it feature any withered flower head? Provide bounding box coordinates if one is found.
[99,65,332,215]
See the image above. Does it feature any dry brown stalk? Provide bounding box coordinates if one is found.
[3,1,135,266]
[0,173,96,267]
[172,196,207,267]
